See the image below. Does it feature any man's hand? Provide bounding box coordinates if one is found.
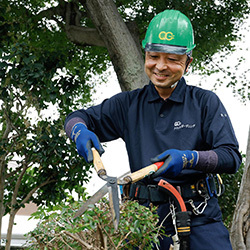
[71,123,104,162]
[151,149,198,177]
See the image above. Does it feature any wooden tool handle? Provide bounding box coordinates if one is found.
[92,148,106,176]
[123,162,163,183]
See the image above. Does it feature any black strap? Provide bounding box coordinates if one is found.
[176,211,191,250]
[129,183,168,203]
[129,176,217,203]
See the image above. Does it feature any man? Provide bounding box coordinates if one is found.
[64,10,241,249]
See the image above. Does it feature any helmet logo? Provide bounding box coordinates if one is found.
[159,31,175,41]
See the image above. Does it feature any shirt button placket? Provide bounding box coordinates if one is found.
[156,101,168,131]
[159,101,167,118]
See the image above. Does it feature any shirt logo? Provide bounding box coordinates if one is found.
[174,121,196,130]
[159,31,175,41]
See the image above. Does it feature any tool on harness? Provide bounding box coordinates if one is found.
[128,174,224,248]
[187,174,224,215]
[170,204,180,250]
[158,179,191,250]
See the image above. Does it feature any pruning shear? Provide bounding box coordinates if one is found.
[74,148,164,230]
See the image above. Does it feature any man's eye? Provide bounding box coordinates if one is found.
[168,58,177,61]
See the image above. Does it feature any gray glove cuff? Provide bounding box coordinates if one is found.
[195,150,218,172]
[65,117,87,138]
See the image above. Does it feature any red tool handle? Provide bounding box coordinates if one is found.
[122,161,164,183]
[158,179,187,212]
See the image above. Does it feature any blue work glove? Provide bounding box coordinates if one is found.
[70,123,104,162]
[151,149,198,178]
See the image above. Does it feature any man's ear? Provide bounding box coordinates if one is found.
[185,57,193,73]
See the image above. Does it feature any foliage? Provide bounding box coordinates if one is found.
[0,31,91,213]
[218,155,245,228]
[25,198,164,249]
[0,0,108,246]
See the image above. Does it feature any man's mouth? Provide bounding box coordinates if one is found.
[154,72,169,79]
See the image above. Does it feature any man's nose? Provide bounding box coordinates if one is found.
[156,59,168,71]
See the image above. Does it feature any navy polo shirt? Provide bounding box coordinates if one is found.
[65,77,241,184]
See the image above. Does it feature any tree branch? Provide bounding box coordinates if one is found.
[62,230,95,249]
[65,25,105,47]
[36,2,105,47]
[37,4,65,21]
[21,178,56,205]
[11,162,29,209]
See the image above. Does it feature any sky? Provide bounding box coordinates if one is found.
[86,17,250,195]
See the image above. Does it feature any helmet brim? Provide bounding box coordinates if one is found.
[144,43,196,55]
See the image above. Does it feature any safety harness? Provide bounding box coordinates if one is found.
[127,174,224,250]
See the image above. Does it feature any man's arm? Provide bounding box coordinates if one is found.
[151,91,242,178]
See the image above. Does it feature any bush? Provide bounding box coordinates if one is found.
[25,198,165,249]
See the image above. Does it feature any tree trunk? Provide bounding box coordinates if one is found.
[0,114,12,247]
[230,126,250,250]
[84,0,149,91]
[5,209,18,250]
[0,165,5,247]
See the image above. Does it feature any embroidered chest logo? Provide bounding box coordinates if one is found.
[174,121,196,130]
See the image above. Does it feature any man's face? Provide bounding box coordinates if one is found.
[144,51,191,90]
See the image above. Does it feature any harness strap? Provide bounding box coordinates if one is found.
[129,176,217,204]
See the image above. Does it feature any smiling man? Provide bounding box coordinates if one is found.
[65,10,241,249]
[144,51,191,99]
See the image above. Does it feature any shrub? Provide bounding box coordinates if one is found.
[25,198,164,249]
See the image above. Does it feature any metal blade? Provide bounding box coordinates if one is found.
[107,177,120,230]
[74,183,109,219]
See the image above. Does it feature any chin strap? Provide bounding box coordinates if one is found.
[170,81,178,89]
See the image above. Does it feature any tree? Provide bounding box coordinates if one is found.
[230,127,250,250]
[0,35,93,250]
[0,1,107,248]
[0,0,249,249]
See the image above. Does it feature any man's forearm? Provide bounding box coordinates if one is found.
[196,148,241,174]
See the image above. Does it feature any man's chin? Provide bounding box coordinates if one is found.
[152,81,173,89]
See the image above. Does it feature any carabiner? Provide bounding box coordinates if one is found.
[215,174,225,197]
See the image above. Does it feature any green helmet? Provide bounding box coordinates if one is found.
[142,10,196,55]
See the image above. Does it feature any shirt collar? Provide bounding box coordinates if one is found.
[168,77,186,103]
[148,82,162,102]
[148,77,186,103]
